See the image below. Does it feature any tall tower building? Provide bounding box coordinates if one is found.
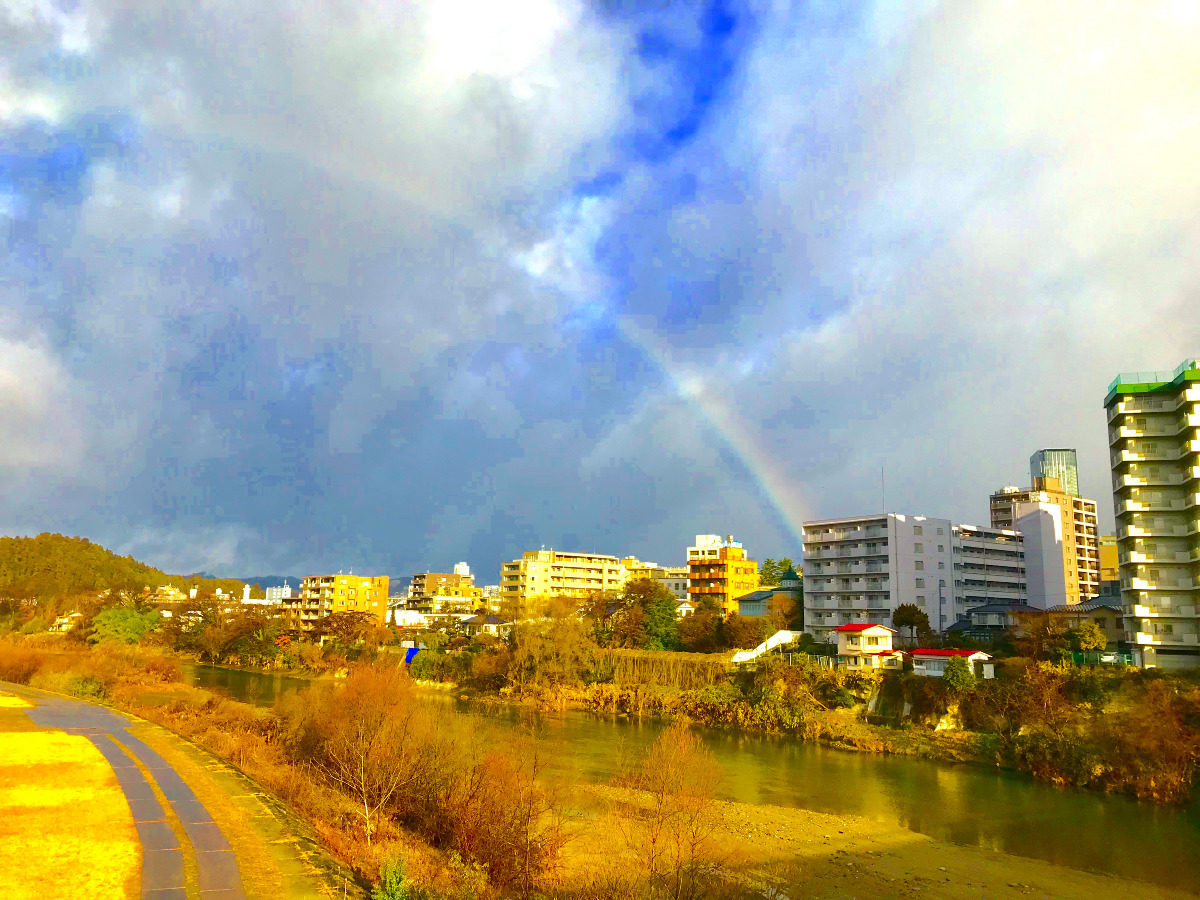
[1031,448,1080,498]
[990,479,1099,606]
[1106,358,1200,669]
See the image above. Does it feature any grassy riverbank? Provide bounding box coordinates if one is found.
[5,637,1199,899]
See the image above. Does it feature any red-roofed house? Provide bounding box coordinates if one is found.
[834,623,902,670]
[911,648,994,679]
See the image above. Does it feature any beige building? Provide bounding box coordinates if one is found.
[621,557,690,600]
[990,477,1100,606]
[499,550,628,614]
[1106,358,1200,669]
[409,570,474,597]
[283,574,390,633]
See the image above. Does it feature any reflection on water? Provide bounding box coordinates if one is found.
[183,664,1200,891]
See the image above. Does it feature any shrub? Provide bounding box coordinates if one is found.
[943,656,977,693]
[374,856,411,900]
[89,607,159,645]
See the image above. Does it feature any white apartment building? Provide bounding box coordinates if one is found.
[263,583,292,603]
[802,514,1026,643]
[1106,359,1200,669]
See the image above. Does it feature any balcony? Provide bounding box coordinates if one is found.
[1136,632,1200,646]
[1134,604,1198,617]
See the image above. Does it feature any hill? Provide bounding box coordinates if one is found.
[0,533,246,599]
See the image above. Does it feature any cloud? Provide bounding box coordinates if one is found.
[2,0,1197,579]
[0,325,82,470]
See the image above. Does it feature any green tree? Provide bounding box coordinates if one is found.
[620,577,680,650]
[943,655,977,693]
[89,607,159,645]
[1070,621,1108,652]
[759,558,780,587]
[892,604,931,643]
[642,595,680,651]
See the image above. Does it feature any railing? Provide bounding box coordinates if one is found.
[1069,651,1133,667]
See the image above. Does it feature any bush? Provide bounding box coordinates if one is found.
[943,656,977,693]
[89,607,159,645]
[374,856,411,900]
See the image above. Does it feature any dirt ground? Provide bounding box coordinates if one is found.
[576,785,1194,900]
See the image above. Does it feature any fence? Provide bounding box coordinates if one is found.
[1069,650,1134,667]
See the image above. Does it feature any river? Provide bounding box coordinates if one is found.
[182,663,1200,892]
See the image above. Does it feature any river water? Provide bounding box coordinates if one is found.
[182,663,1200,891]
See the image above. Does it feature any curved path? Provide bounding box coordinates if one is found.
[3,684,246,900]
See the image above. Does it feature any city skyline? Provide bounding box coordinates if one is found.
[2,2,1198,581]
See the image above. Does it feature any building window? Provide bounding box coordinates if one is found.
[914,543,924,553]
[938,562,945,570]
[914,526,923,536]
[937,545,944,552]
[914,561,924,571]
[915,578,925,588]
[916,595,926,606]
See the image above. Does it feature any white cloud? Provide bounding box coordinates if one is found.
[0,327,82,470]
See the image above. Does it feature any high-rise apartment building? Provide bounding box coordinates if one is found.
[686,535,759,613]
[283,574,390,633]
[1106,358,1200,669]
[990,478,1100,605]
[498,550,627,614]
[1031,448,1080,498]
[802,515,1025,643]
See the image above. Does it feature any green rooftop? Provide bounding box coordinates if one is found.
[1105,358,1200,405]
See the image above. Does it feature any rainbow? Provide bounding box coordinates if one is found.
[617,318,810,550]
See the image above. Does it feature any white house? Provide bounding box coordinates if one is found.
[834,623,903,670]
[911,648,994,679]
[463,614,513,638]
[389,608,428,628]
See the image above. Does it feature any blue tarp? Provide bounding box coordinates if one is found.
[404,647,421,665]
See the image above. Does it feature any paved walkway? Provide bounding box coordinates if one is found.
[3,684,246,900]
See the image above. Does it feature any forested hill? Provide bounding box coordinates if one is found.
[0,533,245,598]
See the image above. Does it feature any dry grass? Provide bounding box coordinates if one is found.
[0,731,140,900]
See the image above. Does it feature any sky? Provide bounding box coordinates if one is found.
[2,0,1199,583]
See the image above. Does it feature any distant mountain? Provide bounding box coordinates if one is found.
[236,575,302,589]
[0,533,246,599]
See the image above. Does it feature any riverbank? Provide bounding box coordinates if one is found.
[7,642,1200,897]
[579,785,1196,900]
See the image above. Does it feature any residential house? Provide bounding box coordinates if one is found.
[1045,600,1126,647]
[833,623,903,670]
[911,648,994,679]
[463,614,513,639]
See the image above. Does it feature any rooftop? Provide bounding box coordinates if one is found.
[834,623,895,633]
[911,648,990,658]
[1105,357,1199,403]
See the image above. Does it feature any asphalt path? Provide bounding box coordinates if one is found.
[3,683,246,900]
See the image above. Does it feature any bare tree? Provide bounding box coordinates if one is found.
[626,722,726,900]
[307,666,424,844]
